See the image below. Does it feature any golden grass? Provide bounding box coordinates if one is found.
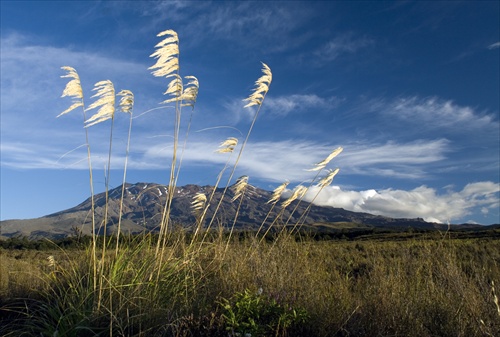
[2,236,499,336]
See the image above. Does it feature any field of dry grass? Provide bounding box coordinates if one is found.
[1,233,499,336]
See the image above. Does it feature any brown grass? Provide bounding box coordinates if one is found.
[2,235,499,336]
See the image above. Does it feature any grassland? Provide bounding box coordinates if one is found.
[1,231,499,336]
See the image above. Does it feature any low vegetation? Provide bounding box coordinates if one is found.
[1,28,499,336]
[1,233,499,336]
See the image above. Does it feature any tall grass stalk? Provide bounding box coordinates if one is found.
[58,66,98,294]
[251,180,290,249]
[172,76,199,188]
[191,137,238,244]
[204,63,272,237]
[115,90,134,256]
[85,79,117,310]
[224,176,250,256]
[148,30,183,265]
[291,167,340,234]
[283,147,342,232]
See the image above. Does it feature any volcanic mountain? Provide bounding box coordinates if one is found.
[0,182,471,239]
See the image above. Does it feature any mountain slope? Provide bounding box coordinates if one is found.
[0,182,460,239]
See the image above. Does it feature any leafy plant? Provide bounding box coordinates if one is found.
[219,288,308,337]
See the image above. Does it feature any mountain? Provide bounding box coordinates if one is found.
[0,182,482,239]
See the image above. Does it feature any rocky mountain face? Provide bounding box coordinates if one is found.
[0,182,451,239]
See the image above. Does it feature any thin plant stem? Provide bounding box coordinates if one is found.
[98,114,115,310]
[204,98,266,236]
[224,189,246,258]
[155,83,182,284]
[115,111,134,256]
[197,153,235,245]
[82,108,98,296]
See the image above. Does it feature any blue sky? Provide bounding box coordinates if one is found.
[1,1,499,224]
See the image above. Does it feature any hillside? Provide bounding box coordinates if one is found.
[0,182,482,239]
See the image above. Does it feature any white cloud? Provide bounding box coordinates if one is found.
[0,33,177,169]
[1,135,451,185]
[314,33,374,62]
[343,139,448,166]
[0,33,154,135]
[381,96,498,131]
[264,94,339,116]
[145,138,450,182]
[339,139,450,178]
[303,182,500,224]
[142,2,314,53]
[487,42,500,50]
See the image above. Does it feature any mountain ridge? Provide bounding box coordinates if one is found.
[0,182,490,239]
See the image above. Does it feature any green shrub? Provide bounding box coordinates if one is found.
[219,288,308,337]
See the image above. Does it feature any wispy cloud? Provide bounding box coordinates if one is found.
[351,96,499,174]
[1,133,450,184]
[370,96,498,133]
[220,93,342,126]
[487,42,500,50]
[303,181,500,224]
[141,138,450,182]
[1,34,174,145]
[339,139,450,179]
[313,33,375,63]
[264,94,340,117]
[140,1,314,54]
[0,34,152,128]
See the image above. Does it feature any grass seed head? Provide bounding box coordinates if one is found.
[282,185,307,208]
[307,147,343,171]
[117,90,134,114]
[492,280,500,317]
[191,193,207,213]
[149,30,179,78]
[162,74,183,98]
[180,75,199,108]
[47,255,56,268]
[58,66,84,117]
[231,176,249,202]
[267,180,290,204]
[317,168,340,188]
[216,137,239,153]
[85,80,116,127]
[243,62,272,108]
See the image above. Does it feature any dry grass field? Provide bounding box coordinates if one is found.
[1,232,499,336]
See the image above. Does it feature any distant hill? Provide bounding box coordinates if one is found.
[0,182,489,240]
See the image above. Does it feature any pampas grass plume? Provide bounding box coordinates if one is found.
[58,66,84,117]
[307,147,343,172]
[231,175,249,202]
[282,185,307,208]
[117,90,134,114]
[47,255,55,268]
[243,62,272,108]
[85,80,116,127]
[267,181,289,204]
[180,76,199,108]
[162,74,183,98]
[149,30,179,78]
[191,193,207,213]
[216,137,238,153]
[317,168,340,188]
